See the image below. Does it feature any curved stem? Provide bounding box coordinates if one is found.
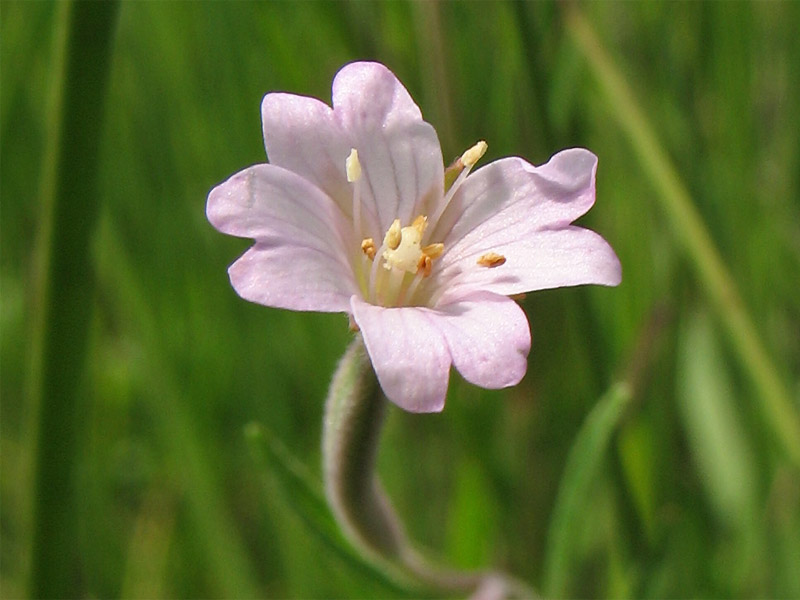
[322,337,407,559]
[322,336,537,598]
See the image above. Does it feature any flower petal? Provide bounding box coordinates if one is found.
[434,227,622,305]
[332,62,444,235]
[351,296,450,413]
[229,243,356,313]
[261,93,355,221]
[431,292,530,390]
[430,149,621,303]
[435,149,599,246]
[207,164,350,254]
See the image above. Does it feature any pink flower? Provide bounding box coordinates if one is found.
[207,61,621,413]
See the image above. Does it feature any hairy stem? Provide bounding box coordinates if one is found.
[322,337,408,559]
[322,336,536,598]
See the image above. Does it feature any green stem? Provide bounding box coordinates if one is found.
[322,337,537,598]
[322,337,407,559]
[29,1,119,597]
[565,6,800,469]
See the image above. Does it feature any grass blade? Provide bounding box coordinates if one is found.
[28,3,119,597]
[565,6,800,469]
[543,382,633,597]
[244,422,427,597]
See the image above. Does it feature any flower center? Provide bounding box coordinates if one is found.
[359,215,444,308]
[345,141,492,309]
[381,216,427,273]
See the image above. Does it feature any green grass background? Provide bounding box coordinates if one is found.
[2,1,799,598]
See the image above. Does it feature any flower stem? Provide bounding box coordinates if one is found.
[322,337,537,598]
[322,337,407,559]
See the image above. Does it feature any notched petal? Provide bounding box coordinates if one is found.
[432,292,530,390]
[229,243,356,313]
[351,296,451,413]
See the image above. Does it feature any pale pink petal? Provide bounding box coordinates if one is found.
[431,292,530,389]
[261,93,362,227]
[332,62,444,234]
[207,164,351,254]
[429,149,621,302]
[351,296,450,413]
[433,149,598,245]
[434,227,622,305]
[228,243,356,313]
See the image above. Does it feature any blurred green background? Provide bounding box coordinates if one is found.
[2,1,800,598]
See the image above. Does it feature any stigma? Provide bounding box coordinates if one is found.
[383,216,427,273]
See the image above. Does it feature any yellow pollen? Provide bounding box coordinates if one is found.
[377,214,445,284]
[460,140,488,168]
[411,214,428,234]
[477,252,506,268]
[422,243,444,260]
[346,148,361,182]
[417,254,433,278]
[384,219,402,250]
[383,220,423,273]
[361,237,376,260]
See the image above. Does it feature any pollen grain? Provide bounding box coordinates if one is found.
[477,252,506,268]
[361,238,376,260]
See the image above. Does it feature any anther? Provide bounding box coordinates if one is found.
[477,252,506,268]
[422,243,444,260]
[347,148,363,238]
[384,219,402,250]
[411,215,428,234]
[431,141,489,230]
[417,254,433,278]
[460,140,488,168]
[361,238,376,260]
[346,148,361,182]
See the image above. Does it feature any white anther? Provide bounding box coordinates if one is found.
[460,140,487,168]
[346,148,361,182]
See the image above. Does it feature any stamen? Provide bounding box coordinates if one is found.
[400,270,425,306]
[369,215,444,307]
[383,264,406,306]
[422,243,444,260]
[361,238,376,260]
[346,148,362,238]
[345,148,361,182]
[443,159,464,192]
[411,215,428,235]
[384,219,402,250]
[417,254,433,278]
[460,140,488,168]
[477,252,506,268]
[368,237,389,303]
[399,242,444,306]
[383,220,424,273]
[428,140,488,237]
